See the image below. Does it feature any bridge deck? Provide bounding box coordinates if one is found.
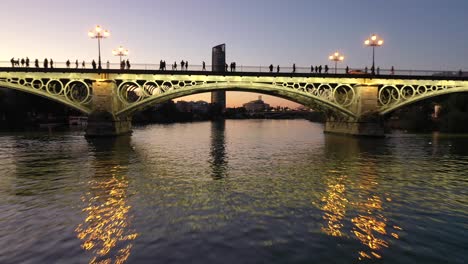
[0,67,466,81]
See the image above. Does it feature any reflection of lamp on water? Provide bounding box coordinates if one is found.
[350,162,402,261]
[321,175,348,237]
[76,138,137,264]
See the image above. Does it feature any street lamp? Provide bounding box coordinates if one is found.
[88,25,110,70]
[364,34,384,75]
[112,46,129,63]
[328,51,344,74]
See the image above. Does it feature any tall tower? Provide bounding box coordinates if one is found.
[211,44,226,110]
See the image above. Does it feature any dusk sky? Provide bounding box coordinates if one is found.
[2,0,467,107]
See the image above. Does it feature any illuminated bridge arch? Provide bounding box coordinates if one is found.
[377,81,468,115]
[115,80,358,118]
[0,75,93,114]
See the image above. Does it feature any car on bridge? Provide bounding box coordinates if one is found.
[348,69,366,75]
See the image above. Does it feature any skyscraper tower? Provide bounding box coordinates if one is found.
[211,44,226,110]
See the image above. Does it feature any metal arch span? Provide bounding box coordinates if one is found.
[377,80,468,115]
[0,75,93,114]
[114,80,358,117]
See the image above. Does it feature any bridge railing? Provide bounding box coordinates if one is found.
[0,61,464,77]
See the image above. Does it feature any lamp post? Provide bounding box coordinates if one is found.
[328,52,344,74]
[364,34,384,75]
[112,46,129,63]
[88,25,110,70]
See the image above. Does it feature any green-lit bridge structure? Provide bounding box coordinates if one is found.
[0,67,467,137]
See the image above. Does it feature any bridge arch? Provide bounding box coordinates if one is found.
[0,79,93,114]
[378,83,468,115]
[115,81,357,118]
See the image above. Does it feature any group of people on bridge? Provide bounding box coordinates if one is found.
[7,57,464,77]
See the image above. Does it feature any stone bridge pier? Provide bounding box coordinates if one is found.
[324,85,384,137]
[85,80,132,137]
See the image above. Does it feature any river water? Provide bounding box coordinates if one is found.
[0,120,466,264]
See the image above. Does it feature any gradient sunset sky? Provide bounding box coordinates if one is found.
[2,0,467,107]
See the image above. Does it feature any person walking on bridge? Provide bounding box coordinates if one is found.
[277,65,280,73]
[185,61,189,71]
[10,58,15,67]
[66,60,70,68]
[82,60,86,68]
[269,64,273,72]
[75,59,79,69]
[92,60,97,70]
[26,57,29,68]
[324,65,329,73]
[126,59,131,70]
[292,63,296,73]
[50,59,54,69]
[43,58,48,69]
[34,59,39,68]
[181,60,185,70]
[202,61,206,71]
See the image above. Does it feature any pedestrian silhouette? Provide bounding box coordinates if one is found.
[233,62,236,72]
[324,65,329,73]
[225,63,228,71]
[391,66,394,75]
[66,60,70,68]
[82,61,85,68]
[44,58,48,68]
[318,65,322,73]
[230,62,233,72]
[292,63,296,73]
[311,65,314,73]
[365,66,368,74]
[75,60,79,69]
[106,60,110,69]
[277,65,280,73]
[50,59,54,69]
[269,64,273,72]
[181,60,185,70]
[126,59,130,70]
[120,60,125,70]
[92,60,97,70]
[21,58,25,67]
[10,58,15,67]
[202,61,206,71]
[34,59,39,68]
[315,66,318,72]
[26,57,30,67]
[345,66,349,74]
[377,67,380,75]
[186,61,189,70]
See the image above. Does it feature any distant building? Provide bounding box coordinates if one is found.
[211,44,226,110]
[243,96,270,112]
[176,100,209,113]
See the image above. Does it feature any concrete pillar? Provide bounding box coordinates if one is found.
[85,80,132,137]
[324,85,384,137]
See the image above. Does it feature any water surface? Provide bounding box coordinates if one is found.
[0,120,466,263]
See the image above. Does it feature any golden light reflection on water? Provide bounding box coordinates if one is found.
[350,169,402,261]
[75,165,138,264]
[321,175,348,237]
[320,166,402,261]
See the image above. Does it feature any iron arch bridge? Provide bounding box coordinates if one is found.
[0,70,467,118]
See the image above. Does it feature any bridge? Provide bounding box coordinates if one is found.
[0,66,467,137]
